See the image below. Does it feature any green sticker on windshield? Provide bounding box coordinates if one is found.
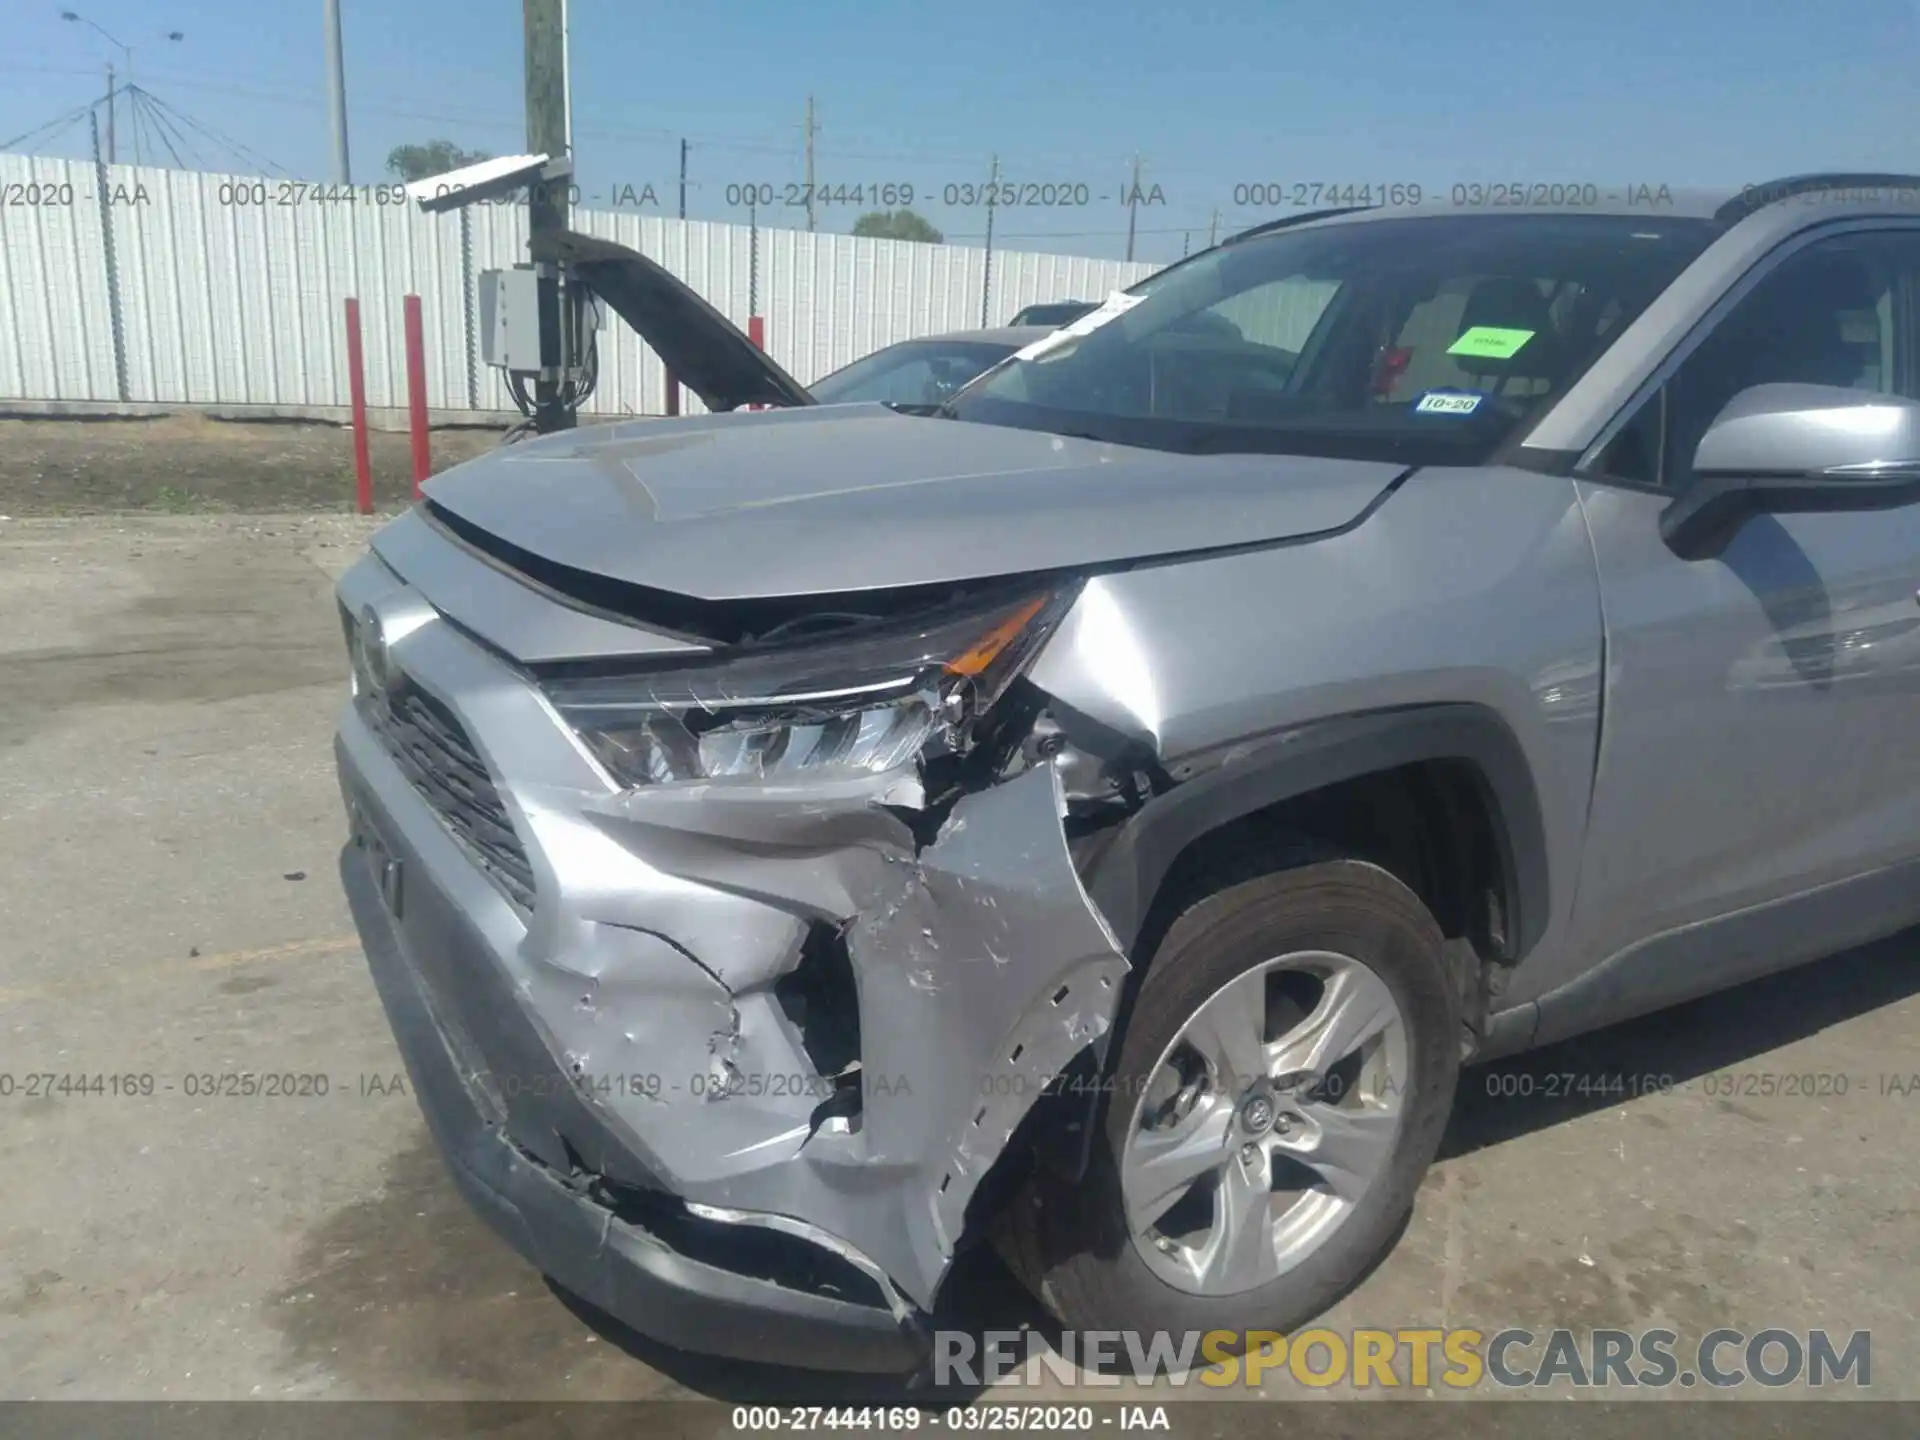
[1447,326,1534,359]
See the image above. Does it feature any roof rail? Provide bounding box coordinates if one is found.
[1220,205,1378,246]
[1714,172,1920,224]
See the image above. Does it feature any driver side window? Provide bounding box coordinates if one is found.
[1593,232,1912,491]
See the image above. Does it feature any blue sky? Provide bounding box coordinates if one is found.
[6,0,1920,262]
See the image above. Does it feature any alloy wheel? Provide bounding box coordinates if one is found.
[1119,949,1411,1296]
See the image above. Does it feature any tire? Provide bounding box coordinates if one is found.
[1022,855,1459,1348]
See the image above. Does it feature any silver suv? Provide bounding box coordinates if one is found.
[334,175,1920,1372]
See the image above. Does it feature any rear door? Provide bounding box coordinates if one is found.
[1563,224,1920,1000]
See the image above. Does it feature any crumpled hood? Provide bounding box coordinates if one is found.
[422,403,1408,601]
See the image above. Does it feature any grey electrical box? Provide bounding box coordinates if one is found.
[477,266,606,374]
[477,267,543,371]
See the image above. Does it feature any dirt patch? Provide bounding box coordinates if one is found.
[0,414,508,516]
[269,1126,672,1401]
[272,1122,1040,1403]
[0,519,365,747]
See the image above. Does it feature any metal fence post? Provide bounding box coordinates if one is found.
[981,154,998,328]
[748,199,759,318]
[459,206,478,411]
[403,294,431,496]
[344,298,373,514]
[90,114,130,402]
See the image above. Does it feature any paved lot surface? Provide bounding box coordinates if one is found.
[1,512,1916,1419]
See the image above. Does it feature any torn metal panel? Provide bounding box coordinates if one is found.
[511,910,824,1185]
[570,759,1129,1306]
[682,1200,918,1325]
[845,763,1130,1265]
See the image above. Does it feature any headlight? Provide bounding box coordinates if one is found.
[545,588,1071,788]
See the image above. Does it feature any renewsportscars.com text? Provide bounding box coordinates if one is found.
[934,1326,1871,1390]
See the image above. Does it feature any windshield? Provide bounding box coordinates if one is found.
[948,214,1717,463]
[810,338,1020,407]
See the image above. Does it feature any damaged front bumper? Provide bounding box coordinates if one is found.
[332,546,1129,1369]
[339,839,926,1371]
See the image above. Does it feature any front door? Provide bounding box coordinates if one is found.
[1566,226,1920,988]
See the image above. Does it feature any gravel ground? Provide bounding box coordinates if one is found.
[0,415,508,516]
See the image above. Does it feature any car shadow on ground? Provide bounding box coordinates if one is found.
[555,927,1920,1403]
[1441,925,1920,1159]
[546,1247,1044,1406]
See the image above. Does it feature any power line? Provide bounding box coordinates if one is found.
[2,59,1240,258]
[138,88,289,175]
[2,60,1243,186]
[0,61,523,123]
[139,91,206,169]
[130,88,187,169]
[1,96,101,152]
[0,62,536,138]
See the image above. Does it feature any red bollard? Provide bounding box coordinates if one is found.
[744,317,767,410]
[403,294,431,498]
[344,297,373,515]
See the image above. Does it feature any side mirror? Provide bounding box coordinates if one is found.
[1660,383,1920,559]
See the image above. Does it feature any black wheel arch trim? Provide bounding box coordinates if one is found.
[1078,703,1552,966]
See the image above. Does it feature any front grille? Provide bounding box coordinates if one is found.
[361,681,538,912]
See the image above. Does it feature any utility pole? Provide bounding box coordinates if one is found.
[559,0,573,155]
[1208,207,1219,247]
[525,0,574,432]
[104,62,115,164]
[1125,153,1141,262]
[981,153,999,327]
[678,137,688,219]
[323,0,350,182]
[803,94,817,232]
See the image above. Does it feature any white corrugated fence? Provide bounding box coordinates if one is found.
[0,153,1160,417]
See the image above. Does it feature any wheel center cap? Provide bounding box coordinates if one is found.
[1239,1093,1277,1134]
